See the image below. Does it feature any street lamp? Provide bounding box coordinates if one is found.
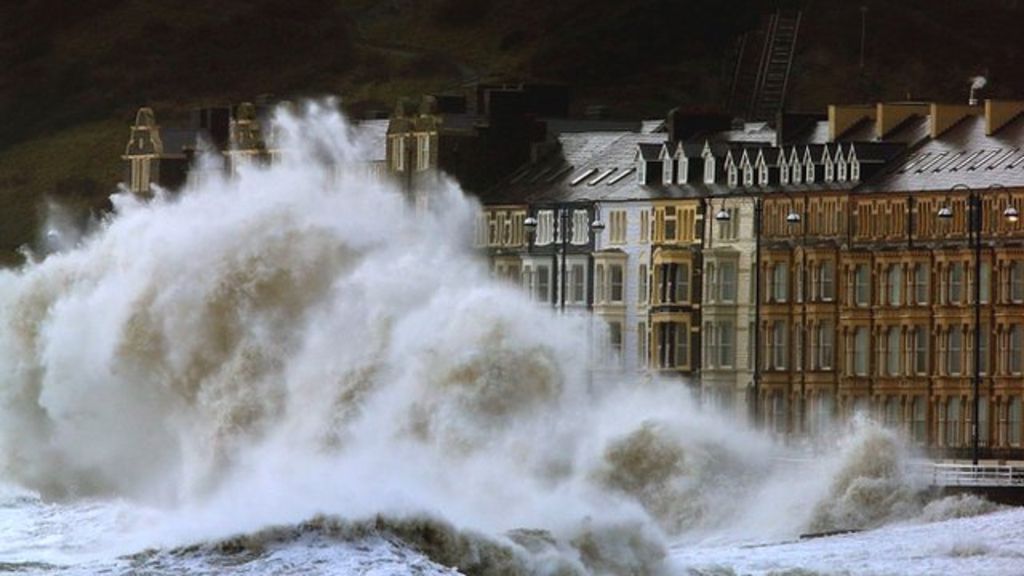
[937,183,1017,465]
[713,196,801,426]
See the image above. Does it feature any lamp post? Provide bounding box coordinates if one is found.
[937,183,1018,466]
[714,196,802,426]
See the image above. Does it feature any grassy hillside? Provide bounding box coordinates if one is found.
[2,0,1024,264]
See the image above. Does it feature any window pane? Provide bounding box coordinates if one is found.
[947,397,962,446]
[821,262,835,301]
[537,266,550,303]
[572,264,585,303]
[773,321,787,369]
[1011,325,1023,374]
[675,264,690,303]
[855,265,870,306]
[611,265,624,302]
[914,326,928,374]
[1010,397,1022,446]
[721,262,737,302]
[675,324,689,368]
[855,327,869,376]
[888,265,902,306]
[887,327,900,376]
[1013,263,1024,303]
[719,322,734,367]
[948,328,963,375]
[914,263,928,305]
[980,262,991,304]
[950,263,964,303]
[913,396,927,444]
[773,265,788,302]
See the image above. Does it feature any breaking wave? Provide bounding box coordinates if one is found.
[0,102,991,574]
[806,418,924,533]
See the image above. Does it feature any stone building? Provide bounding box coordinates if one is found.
[477,98,1024,459]
[124,101,390,193]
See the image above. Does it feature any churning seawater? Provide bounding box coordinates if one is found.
[0,102,1012,575]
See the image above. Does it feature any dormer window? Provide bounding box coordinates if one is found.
[805,161,815,183]
[704,156,716,183]
[743,165,754,186]
[728,165,738,187]
[851,159,861,181]
[678,157,689,183]
[780,160,790,185]
[663,157,674,185]
[759,164,769,186]
[837,158,847,181]
[791,161,802,184]
[637,161,646,184]
[824,160,834,182]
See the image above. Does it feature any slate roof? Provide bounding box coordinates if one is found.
[483,130,887,207]
[543,118,641,134]
[642,119,666,134]
[560,132,628,166]
[860,114,1024,193]
[836,118,877,142]
[795,121,831,144]
[882,115,931,146]
[706,122,776,144]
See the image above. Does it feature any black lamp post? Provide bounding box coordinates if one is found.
[714,196,801,426]
[937,183,1018,466]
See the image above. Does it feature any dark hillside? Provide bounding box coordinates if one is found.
[1,0,1024,263]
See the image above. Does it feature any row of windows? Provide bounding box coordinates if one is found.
[510,260,656,306]
[764,393,1023,447]
[601,321,651,371]
[652,205,698,244]
[757,323,1024,376]
[707,151,861,188]
[530,209,593,246]
[483,208,666,248]
[762,260,1024,307]
[653,262,692,305]
[653,321,691,370]
[594,262,625,304]
[388,134,432,172]
[932,396,1023,448]
[475,211,526,248]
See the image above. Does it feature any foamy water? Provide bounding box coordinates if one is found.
[0,102,1018,575]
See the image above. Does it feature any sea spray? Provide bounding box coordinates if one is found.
[0,101,978,574]
[806,417,923,533]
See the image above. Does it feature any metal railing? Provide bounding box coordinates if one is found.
[915,463,1024,487]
